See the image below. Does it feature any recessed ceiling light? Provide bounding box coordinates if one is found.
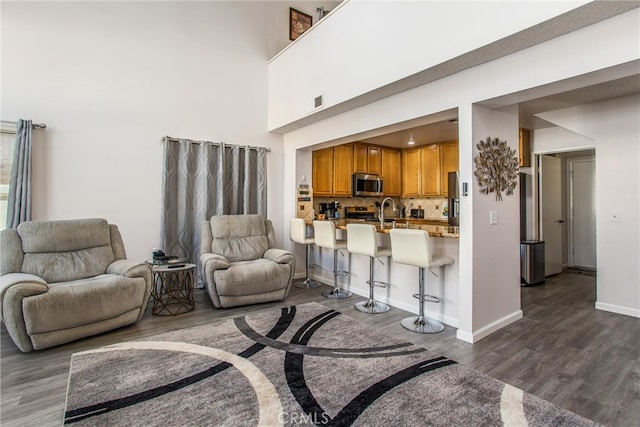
[408,133,415,145]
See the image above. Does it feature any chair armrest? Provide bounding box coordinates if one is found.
[264,248,295,264]
[0,273,47,303]
[0,273,49,352]
[200,253,230,272]
[107,259,151,278]
[106,260,152,322]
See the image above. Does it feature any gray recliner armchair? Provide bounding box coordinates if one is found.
[0,218,152,352]
[200,214,295,308]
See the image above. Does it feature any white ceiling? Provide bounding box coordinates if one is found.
[360,119,459,148]
[357,73,640,149]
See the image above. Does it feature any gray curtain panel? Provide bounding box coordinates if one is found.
[161,138,267,285]
[6,119,32,229]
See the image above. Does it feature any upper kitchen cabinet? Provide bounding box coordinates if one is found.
[312,148,333,195]
[333,144,353,196]
[402,141,459,197]
[312,144,353,197]
[403,145,440,197]
[420,144,441,196]
[353,143,381,175]
[381,148,401,196]
[402,148,422,197]
[440,141,459,197]
[519,128,531,167]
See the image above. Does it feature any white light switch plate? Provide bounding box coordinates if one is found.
[490,210,498,225]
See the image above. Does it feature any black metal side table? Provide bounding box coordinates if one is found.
[147,262,196,316]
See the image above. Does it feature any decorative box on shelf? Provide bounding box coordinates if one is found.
[296,183,313,221]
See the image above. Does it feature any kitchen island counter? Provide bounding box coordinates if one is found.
[318,219,459,238]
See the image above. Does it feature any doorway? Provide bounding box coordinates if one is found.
[569,156,596,269]
[539,154,563,276]
[537,150,597,275]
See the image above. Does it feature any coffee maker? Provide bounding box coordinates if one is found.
[319,201,340,219]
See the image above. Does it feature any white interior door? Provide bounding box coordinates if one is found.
[570,159,596,268]
[540,155,564,276]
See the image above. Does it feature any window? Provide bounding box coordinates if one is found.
[0,129,16,230]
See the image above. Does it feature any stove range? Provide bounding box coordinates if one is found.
[344,206,377,221]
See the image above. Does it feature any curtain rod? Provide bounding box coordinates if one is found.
[0,120,47,129]
[162,136,271,152]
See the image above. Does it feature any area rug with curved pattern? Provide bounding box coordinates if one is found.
[63,302,597,426]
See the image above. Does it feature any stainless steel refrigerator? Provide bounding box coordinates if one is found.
[448,171,460,226]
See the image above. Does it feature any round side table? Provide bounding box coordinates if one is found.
[148,263,196,316]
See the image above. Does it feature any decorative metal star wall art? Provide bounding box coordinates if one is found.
[474,136,519,201]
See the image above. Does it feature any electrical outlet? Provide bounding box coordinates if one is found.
[610,211,620,223]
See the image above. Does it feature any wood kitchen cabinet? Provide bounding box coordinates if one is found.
[316,140,458,198]
[519,128,531,167]
[440,141,459,197]
[381,147,401,196]
[402,141,458,197]
[402,148,422,197]
[353,143,381,175]
[333,144,353,196]
[312,148,333,196]
[421,144,441,196]
[312,144,353,196]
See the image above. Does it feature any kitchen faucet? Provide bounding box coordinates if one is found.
[379,197,396,229]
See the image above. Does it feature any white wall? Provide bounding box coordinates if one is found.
[2,1,285,260]
[465,104,522,339]
[278,7,639,340]
[268,0,341,59]
[536,95,640,317]
[269,0,591,130]
[533,127,595,154]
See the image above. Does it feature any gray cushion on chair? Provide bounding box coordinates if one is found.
[209,215,269,262]
[17,219,116,283]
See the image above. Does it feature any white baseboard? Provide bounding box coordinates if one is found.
[308,273,460,327]
[456,310,523,343]
[595,301,640,318]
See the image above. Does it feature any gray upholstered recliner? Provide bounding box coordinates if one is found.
[200,214,295,308]
[0,218,152,352]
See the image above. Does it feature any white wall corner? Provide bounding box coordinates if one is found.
[456,309,523,343]
[595,302,640,319]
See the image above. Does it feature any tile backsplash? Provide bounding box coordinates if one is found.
[315,196,448,219]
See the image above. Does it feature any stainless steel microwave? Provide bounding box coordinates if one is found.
[353,173,383,196]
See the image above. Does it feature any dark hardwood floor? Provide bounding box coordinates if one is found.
[1,272,638,426]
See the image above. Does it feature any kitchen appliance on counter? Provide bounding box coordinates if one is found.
[344,206,377,221]
[410,209,425,219]
[320,201,341,219]
[448,171,460,226]
[353,173,383,197]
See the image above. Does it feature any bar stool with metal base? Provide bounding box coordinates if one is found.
[313,220,352,299]
[346,223,391,313]
[289,218,321,288]
[389,228,454,333]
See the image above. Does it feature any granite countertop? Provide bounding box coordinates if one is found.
[334,219,459,238]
